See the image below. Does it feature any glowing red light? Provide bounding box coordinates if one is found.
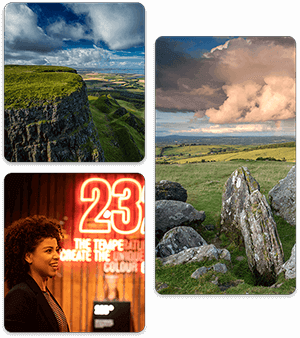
[60,175,145,273]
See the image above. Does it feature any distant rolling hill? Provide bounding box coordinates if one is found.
[156,135,295,146]
[89,94,145,162]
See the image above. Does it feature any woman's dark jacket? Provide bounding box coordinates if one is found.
[4,274,69,332]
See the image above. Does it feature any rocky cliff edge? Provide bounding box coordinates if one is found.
[4,65,104,162]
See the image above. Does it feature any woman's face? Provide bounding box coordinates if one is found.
[26,237,60,279]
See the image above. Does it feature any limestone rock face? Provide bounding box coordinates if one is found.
[220,167,284,285]
[155,200,205,244]
[155,180,187,202]
[269,166,296,226]
[155,226,207,258]
[5,84,104,162]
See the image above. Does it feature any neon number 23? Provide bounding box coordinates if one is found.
[79,178,144,235]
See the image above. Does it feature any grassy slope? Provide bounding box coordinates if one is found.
[5,65,83,109]
[155,160,296,294]
[89,94,145,162]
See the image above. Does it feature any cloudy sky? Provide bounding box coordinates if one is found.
[156,36,295,137]
[4,3,145,72]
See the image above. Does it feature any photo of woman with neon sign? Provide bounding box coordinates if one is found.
[4,215,69,332]
[4,173,145,332]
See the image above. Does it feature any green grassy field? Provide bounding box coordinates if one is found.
[4,65,83,109]
[89,94,145,162]
[155,159,296,294]
[156,142,295,164]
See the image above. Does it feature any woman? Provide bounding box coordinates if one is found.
[5,215,69,332]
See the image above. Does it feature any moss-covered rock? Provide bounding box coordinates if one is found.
[220,167,260,241]
[220,167,284,285]
[155,180,188,202]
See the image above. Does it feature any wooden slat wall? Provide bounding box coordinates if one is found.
[4,173,145,332]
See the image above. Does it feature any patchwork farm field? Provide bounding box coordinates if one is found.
[156,142,295,164]
[80,72,145,93]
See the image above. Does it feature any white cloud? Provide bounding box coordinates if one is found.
[203,39,231,57]
[171,123,276,135]
[66,3,145,50]
[157,37,295,130]
[5,3,145,52]
[206,76,295,124]
[199,123,274,134]
[46,19,88,41]
[4,3,145,68]
[43,46,112,68]
[4,3,60,52]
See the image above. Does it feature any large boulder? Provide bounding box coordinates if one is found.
[155,226,207,258]
[155,200,205,244]
[220,167,284,285]
[159,244,231,266]
[155,180,187,202]
[269,166,296,226]
[278,244,296,279]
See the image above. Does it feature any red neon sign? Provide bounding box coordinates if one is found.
[79,178,144,235]
[60,175,145,274]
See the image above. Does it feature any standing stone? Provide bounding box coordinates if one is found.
[220,166,260,244]
[155,200,205,244]
[220,167,284,285]
[240,190,284,285]
[155,180,188,202]
[269,166,296,226]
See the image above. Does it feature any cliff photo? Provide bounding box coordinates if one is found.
[4,65,145,162]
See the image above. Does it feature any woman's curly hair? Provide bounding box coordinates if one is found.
[5,215,63,290]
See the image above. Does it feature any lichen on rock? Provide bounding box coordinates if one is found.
[220,167,284,285]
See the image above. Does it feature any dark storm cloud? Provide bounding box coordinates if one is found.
[155,37,227,113]
[155,36,295,127]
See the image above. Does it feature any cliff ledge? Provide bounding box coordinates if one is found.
[5,65,105,162]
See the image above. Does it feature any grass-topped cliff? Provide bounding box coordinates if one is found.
[4,65,104,162]
[4,65,84,109]
[5,65,145,162]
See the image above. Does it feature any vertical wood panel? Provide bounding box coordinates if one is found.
[4,173,145,332]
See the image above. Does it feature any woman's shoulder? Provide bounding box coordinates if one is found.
[5,281,38,332]
[5,280,37,305]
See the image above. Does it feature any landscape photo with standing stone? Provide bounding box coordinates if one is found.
[155,36,296,294]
